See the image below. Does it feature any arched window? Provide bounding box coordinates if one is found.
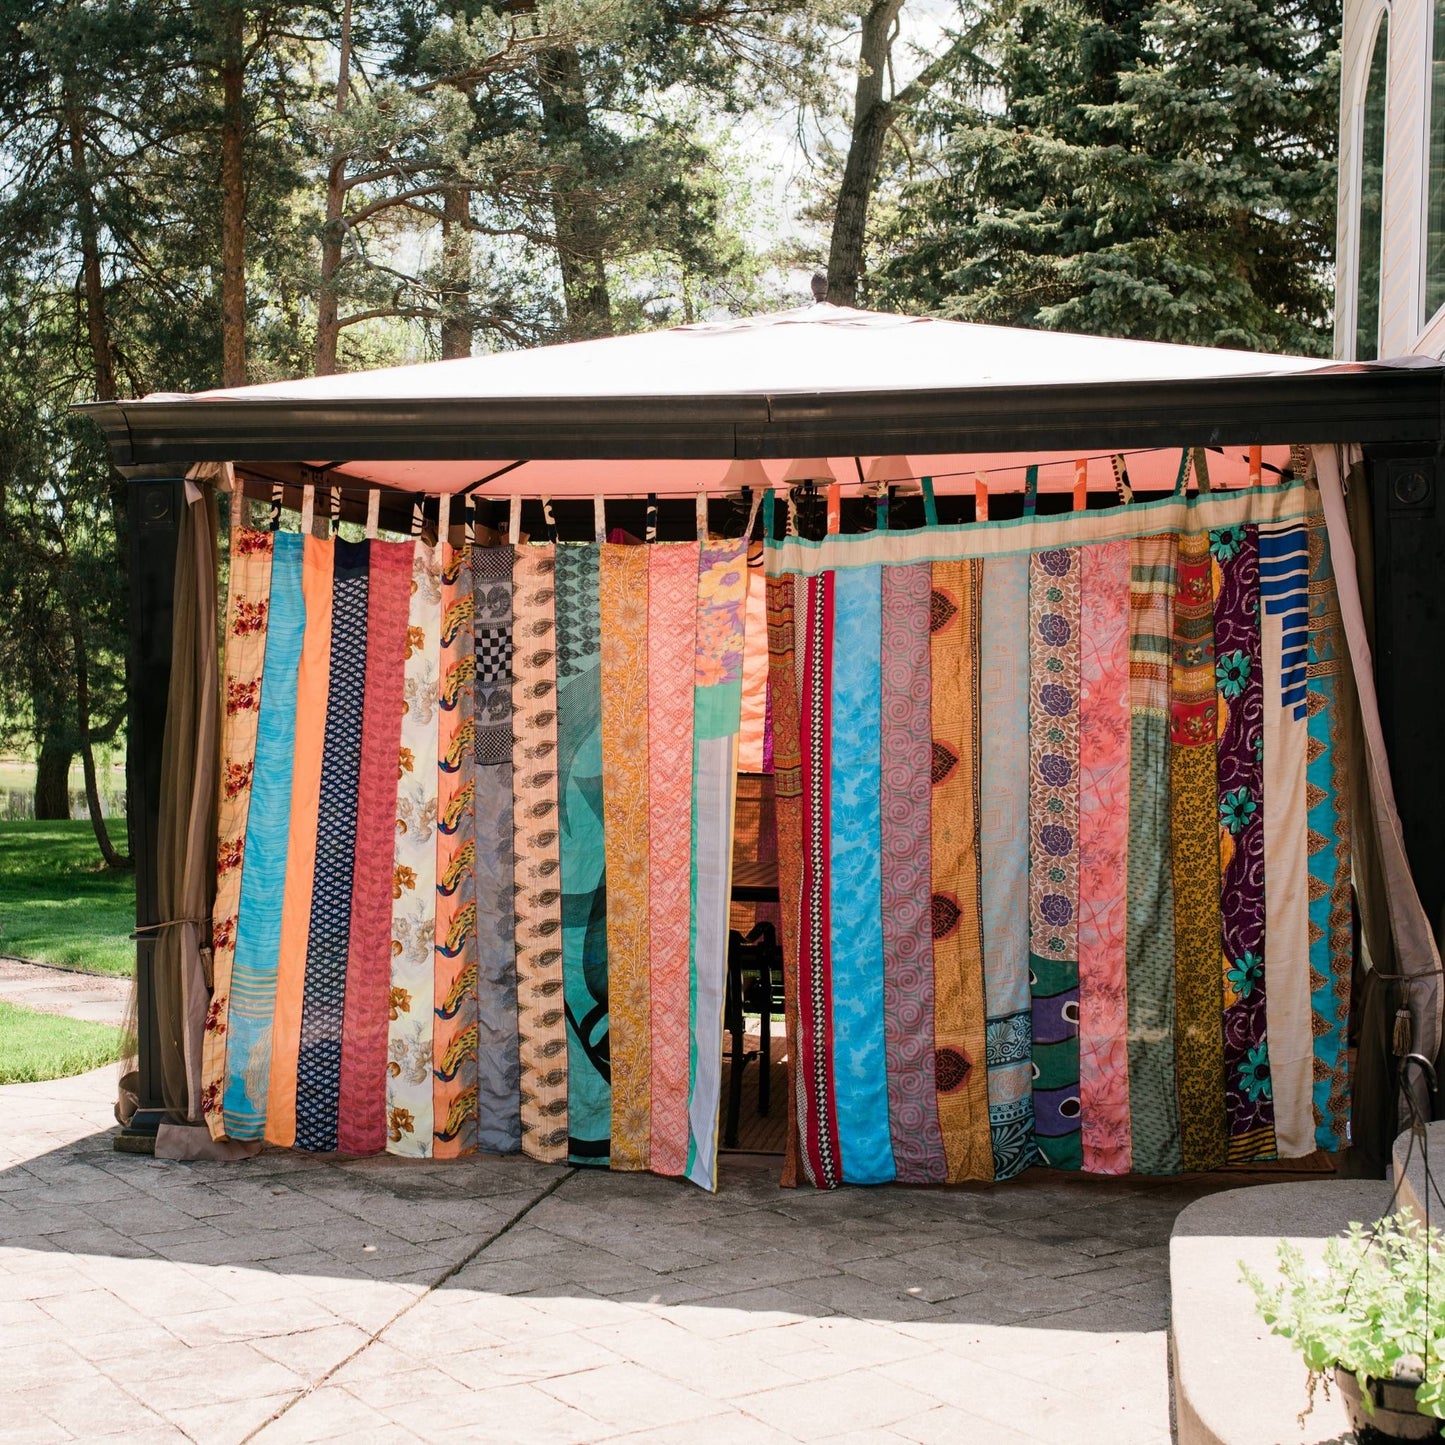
[1428,0,1445,322]
[1357,15,1388,360]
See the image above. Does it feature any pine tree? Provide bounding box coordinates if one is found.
[872,0,1340,354]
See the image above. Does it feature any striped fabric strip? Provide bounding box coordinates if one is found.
[202,524,274,1137]
[295,539,368,1153]
[828,565,895,1184]
[1027,547,1083,1172]
[798,572,841,1187]
[1125,535,1181,1174]
[554,545,611,1166]
[337,539,414,1155]
[1258,525,1310,719]
[1213,524,1276,1162]
[1259,521,1315,1158]
[384,540,442,1157]
[1076,540,1132,1173]
[433,538,480,1156]
[266,535,333,1148]
[1305,522,1354,1152]
[510,545,569,1163]
[1171,529,1227,1172]
[930,560,993,1182]
[601,544,652,1171]
[687,538,750,1191]
[223,531,305,1140]
[472,544,521,1155]
[980,555,1035,1181]
[765,573,807,1187]
[647,543,699,1177]
[880,562,946,1184]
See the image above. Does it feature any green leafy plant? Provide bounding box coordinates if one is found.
[1242,1213,1445,1421]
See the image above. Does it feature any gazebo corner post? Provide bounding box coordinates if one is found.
[119,470,185,1142]
[1361,444,1445,936]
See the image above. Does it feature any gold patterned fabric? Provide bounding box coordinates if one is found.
[510,545,569,1162]
[600,546,652,1170]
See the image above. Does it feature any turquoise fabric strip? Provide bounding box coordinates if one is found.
[224,531,306,1140]
[686,541,749,1190]
[979,554,1035,1180]
[1305,531,1347,1152]
[554,544,611,1166]
[827,564,895,1184]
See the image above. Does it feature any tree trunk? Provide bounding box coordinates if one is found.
[538,46,613,339]
[315,0,352,375]
[826,0,906,308]
[64,89,129,599]
[65,103,116,402]
[220,3,247,387]
[69,603,130,868]
[34,740,73,821]
[440,184,472,359]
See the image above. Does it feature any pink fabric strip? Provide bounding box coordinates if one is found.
[647,542,699,1176]
[1077,540,1133,1173]
[336,540,416,1155]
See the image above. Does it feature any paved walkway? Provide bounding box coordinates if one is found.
[0,1069,1252,1444]
[0,957,130,1028]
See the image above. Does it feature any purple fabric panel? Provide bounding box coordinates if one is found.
[879,563,947,1182]
[1213,525,1274,1150]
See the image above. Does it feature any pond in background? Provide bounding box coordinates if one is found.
[0,759,127,822]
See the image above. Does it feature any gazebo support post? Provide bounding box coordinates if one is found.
[1363,446,1445,939]
[118,472,183,1142]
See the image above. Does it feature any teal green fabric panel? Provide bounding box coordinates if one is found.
[554,544,610,1166]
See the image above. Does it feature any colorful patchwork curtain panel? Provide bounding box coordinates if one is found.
[201,512,753,1190]
[764,475,1356,1187]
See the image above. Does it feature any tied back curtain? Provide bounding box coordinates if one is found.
[765,478,1357,1188]
[202,516,751,1190]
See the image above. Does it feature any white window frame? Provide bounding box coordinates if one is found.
[1348,4,1391,360]
[1422,0,1445,337]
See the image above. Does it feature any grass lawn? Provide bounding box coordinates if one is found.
[0,820,135,976]
[0,1000,125,1084]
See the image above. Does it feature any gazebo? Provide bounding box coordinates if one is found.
[82,304,1445,1182]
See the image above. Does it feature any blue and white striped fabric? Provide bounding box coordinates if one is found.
[1258,524,1309,719]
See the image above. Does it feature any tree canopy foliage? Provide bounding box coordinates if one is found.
[870,0,1341,353]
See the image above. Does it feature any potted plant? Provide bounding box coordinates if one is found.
[1242,1213,1444,1441]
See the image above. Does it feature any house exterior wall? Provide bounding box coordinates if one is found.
[1337,0,1444,358]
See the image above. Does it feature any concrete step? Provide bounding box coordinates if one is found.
[1171,1178,1392,1445]
[1394,1120,1445,1227]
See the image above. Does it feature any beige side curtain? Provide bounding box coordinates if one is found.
[1315,444,1443,1128]
[150,478,220,1122]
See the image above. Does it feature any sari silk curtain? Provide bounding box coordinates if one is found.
[764,478,1355,1188]
[202,519,749,1190]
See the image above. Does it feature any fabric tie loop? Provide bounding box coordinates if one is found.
[1022,465,1038,518]
[921,475,939,528]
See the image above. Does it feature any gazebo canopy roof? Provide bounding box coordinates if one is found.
[81,304,1444,497]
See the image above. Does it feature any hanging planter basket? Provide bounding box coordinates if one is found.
[1334,1368,1442,1442]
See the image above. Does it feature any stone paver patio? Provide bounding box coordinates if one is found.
[1,1069,1262,1443]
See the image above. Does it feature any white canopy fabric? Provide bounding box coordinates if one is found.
[171,305,1327,496]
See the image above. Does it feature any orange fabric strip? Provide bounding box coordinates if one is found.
[929,559,993,1181]
[601,545,652,1170]
[264,535,333,1147]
